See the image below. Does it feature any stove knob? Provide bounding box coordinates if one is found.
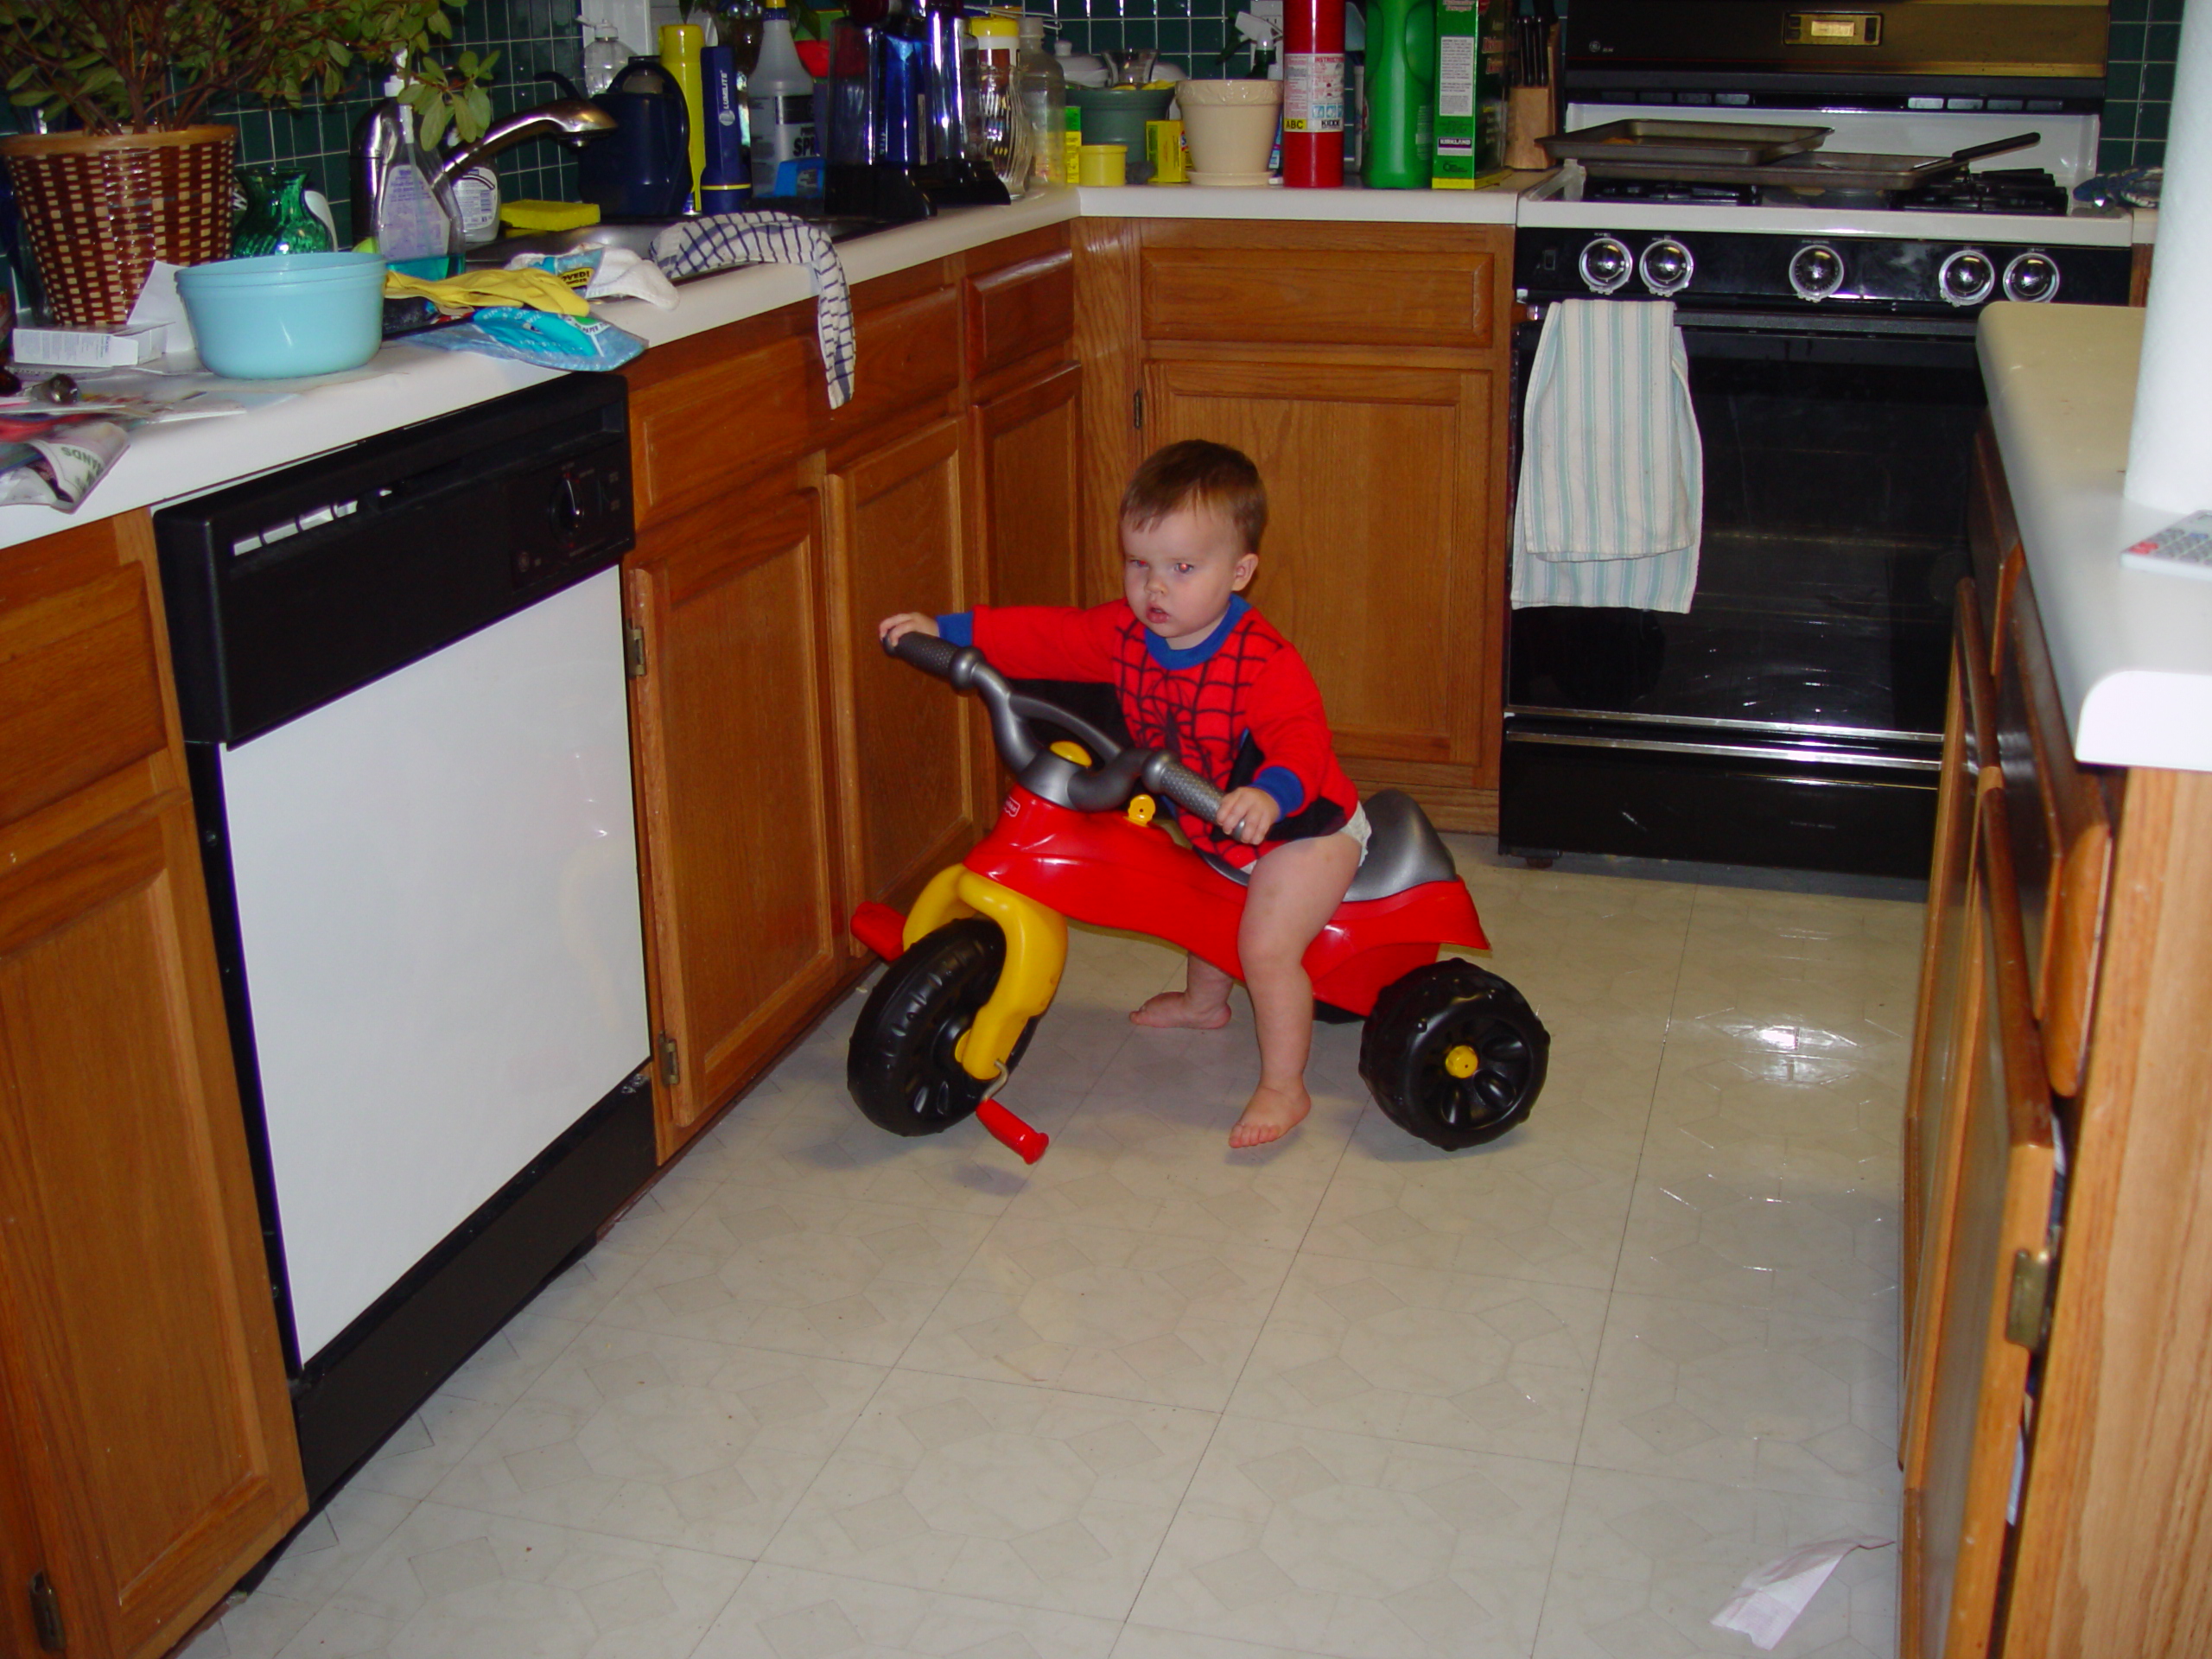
[1639,238,1695,297]
[2003,250,2063,302]
[1578,236,1634,296]
[1789,242,1846,302]
[1939,248,1997,308]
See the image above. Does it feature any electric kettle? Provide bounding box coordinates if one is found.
[578,57,693,217]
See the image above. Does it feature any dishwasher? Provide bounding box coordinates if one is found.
[156,375,652,1503]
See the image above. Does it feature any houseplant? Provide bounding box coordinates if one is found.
[0,0,469,326]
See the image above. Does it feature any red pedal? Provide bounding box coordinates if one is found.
[849,902,907,961]
[976,1099,1048,1164]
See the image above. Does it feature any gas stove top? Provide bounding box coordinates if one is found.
[1522,105,2136,253]
[1582,166,2073,216]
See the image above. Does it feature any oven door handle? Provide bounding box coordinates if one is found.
[1675,310,1980,339]
[1506,729,1943,772]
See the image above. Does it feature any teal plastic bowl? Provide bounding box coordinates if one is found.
[178,251,388,378]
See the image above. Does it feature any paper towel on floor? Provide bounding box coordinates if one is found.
[1710,1535,1891,1649]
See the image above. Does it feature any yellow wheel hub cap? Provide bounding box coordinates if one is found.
[1443,1044,1479,1079]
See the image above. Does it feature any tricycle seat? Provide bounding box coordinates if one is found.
[1199,788,1459,901]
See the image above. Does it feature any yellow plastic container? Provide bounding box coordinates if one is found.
[659,22,708,212]
[1077,143,1127,186]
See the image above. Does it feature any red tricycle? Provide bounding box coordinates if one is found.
[846,632,1548,1161]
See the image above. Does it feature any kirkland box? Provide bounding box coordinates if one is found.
[1433,0,1505,186]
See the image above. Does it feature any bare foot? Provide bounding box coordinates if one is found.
[1130,990,1232,1030]
[1229,1083,1310,1148]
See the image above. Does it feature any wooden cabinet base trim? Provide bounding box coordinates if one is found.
[1344,763,1498,836]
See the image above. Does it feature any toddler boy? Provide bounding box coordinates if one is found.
[880,440,1367,1147]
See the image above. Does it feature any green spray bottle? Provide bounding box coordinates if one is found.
[1363,0,1438,188]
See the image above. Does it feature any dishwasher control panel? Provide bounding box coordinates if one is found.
[157,375,636,745]
[512,451,632,587]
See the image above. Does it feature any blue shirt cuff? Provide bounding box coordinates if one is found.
[1254,766,1306,817]
[936,613,974,646]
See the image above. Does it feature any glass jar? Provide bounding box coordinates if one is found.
[966,13,1030,193]
[1016,14,1067,188]
[232,168,336,257]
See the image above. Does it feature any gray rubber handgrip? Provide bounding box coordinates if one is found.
[1144,752,1225,823]
[889,629,963,679]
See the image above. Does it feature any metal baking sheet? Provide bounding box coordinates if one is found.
[1539,119,1833,168]
[1579,136,2036,193]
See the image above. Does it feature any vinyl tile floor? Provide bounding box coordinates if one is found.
[181,838,1915,1659]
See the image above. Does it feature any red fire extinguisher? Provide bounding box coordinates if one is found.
[1282,0,1346,187]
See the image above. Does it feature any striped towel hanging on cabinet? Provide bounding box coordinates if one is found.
[1511,298,1703,613]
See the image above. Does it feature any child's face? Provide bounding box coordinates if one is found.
[1121,504,1257,650]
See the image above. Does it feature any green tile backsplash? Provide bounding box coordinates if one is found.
[2101,0,2183,171]
[221,0,588,245]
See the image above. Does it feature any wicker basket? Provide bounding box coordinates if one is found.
[1,125,236,328]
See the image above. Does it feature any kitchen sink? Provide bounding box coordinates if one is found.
[466,213,904,281]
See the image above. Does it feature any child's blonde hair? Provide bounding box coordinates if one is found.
[1120,440,1268,553]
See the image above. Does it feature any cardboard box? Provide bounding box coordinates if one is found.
[1432,0,1505,187]
[12,321,169,368]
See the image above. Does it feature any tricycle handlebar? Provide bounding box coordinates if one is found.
[883,628,1225,828]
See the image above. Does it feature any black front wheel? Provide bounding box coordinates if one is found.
[1359,960,1548,1149]
[847,918,1036,1137]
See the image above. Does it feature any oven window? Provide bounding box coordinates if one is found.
[1510,334,1982,740]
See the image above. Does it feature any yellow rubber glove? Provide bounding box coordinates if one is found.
[383,268,592,318]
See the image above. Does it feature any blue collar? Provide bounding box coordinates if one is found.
[1143,595,1249,669]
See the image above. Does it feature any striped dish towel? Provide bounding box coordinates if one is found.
[1512,299,1703,613]
[651,213,856,408]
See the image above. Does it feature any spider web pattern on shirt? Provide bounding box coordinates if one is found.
[1107,610,1287,855]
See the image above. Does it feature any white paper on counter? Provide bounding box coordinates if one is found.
[125,261,195,355]
[1710,1535,1891,1649]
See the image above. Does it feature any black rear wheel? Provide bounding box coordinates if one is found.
[847,918,1036,1137]
[1358,960,1548,1149]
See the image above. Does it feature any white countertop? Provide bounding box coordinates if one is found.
[3,178,1534,550]
[1979,302,2212,772]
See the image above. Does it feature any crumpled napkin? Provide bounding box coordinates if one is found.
[1711,1535,1891,1649]
[383,267,589,317]
[505,245,680,311]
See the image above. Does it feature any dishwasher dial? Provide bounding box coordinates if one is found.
[1639,238,1695,296]
[1578,236,1635,296]
[2003,250,2063,302]
[1939,248,1996,307]
[1788,242,1846,302]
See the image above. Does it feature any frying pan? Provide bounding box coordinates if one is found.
[1578,131,2042,192]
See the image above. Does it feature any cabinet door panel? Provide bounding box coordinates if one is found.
[0,798,303,1659]
[976,365,1083,610]
[830,418,984,915]
[1144,359,1493,778]
[1904,596,1999,1367]
[1141,247,1495,350]
[627,486,846,1154]
[1904,786,2057,1659]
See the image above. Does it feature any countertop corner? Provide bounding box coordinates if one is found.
[1979,301,2212,773]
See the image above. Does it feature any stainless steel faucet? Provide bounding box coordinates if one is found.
[426,100,615,190]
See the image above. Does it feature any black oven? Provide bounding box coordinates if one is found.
[1501,226,2131,878]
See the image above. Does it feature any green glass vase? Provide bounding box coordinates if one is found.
[232,168,336,257]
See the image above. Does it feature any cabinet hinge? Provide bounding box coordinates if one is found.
[1132,388,1144,431]
[29,1571,65,1653]
[657,1032,681,1090]
[624,621,647,679]
[2006,1245,2056,1351]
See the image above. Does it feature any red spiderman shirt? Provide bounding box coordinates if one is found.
[938,597,1357,868]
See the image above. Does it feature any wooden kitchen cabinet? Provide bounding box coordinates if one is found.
[825,414,994,926]
[622,474,850,1158]
[0,515,303,1659]
[973,364,1084,610]
[1900,435,2212,1656]
[1077,219,1515,830]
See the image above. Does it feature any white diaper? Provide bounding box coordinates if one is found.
[1339,802,1372,861]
